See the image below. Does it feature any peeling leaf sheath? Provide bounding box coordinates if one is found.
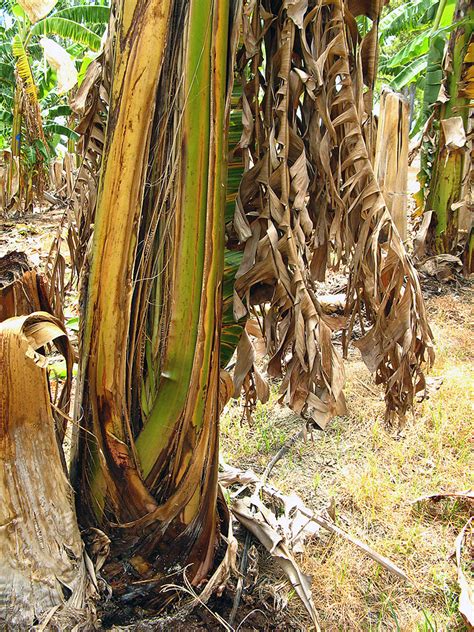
[80,0,173,516]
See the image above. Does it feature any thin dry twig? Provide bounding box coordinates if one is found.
[262,429,306,484]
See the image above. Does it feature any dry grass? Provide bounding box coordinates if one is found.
[220,288,473,631]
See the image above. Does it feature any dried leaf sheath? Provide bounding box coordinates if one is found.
[0,314,96,629]
[233,0,433,424]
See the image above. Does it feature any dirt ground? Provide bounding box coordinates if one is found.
[1,207,473,631]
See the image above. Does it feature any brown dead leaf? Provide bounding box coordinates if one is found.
[441,117,467,151]
[455,518,474,631]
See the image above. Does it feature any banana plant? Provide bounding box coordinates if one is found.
[0,0,108,209]
[72,0,231,604]
[419,0,474,256]
[378,0,457,134]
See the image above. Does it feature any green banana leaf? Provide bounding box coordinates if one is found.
[391,54,428,90]
[387,19,463,69]
[380,0,437,43]
[30,18,102,51]
[52,5,109,25]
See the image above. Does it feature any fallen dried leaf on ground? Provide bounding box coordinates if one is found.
[455,518,474,631]
[419,254,463,281]
[232,495,321,631]
[220,461,408,627]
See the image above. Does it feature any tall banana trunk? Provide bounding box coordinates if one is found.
[423,0,473,254]
[6,86,22,204]
[11,35,48,209]
[73,0,230,599]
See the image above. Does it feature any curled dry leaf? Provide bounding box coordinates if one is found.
[194,497,239,604]
[419,254,463,281]
[441,116,467,151]
[0,253,71,438]
[218,460,260,490]
[219,369,235,414]
[232,327,270,420]
[413,211,433,260]
[0,251,49,321]
[40,38,78,94]
[0,149,19,209]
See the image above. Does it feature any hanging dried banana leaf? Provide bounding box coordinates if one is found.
[40,37,78,94]
[374,88,409,241]
[232,0,434,425]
